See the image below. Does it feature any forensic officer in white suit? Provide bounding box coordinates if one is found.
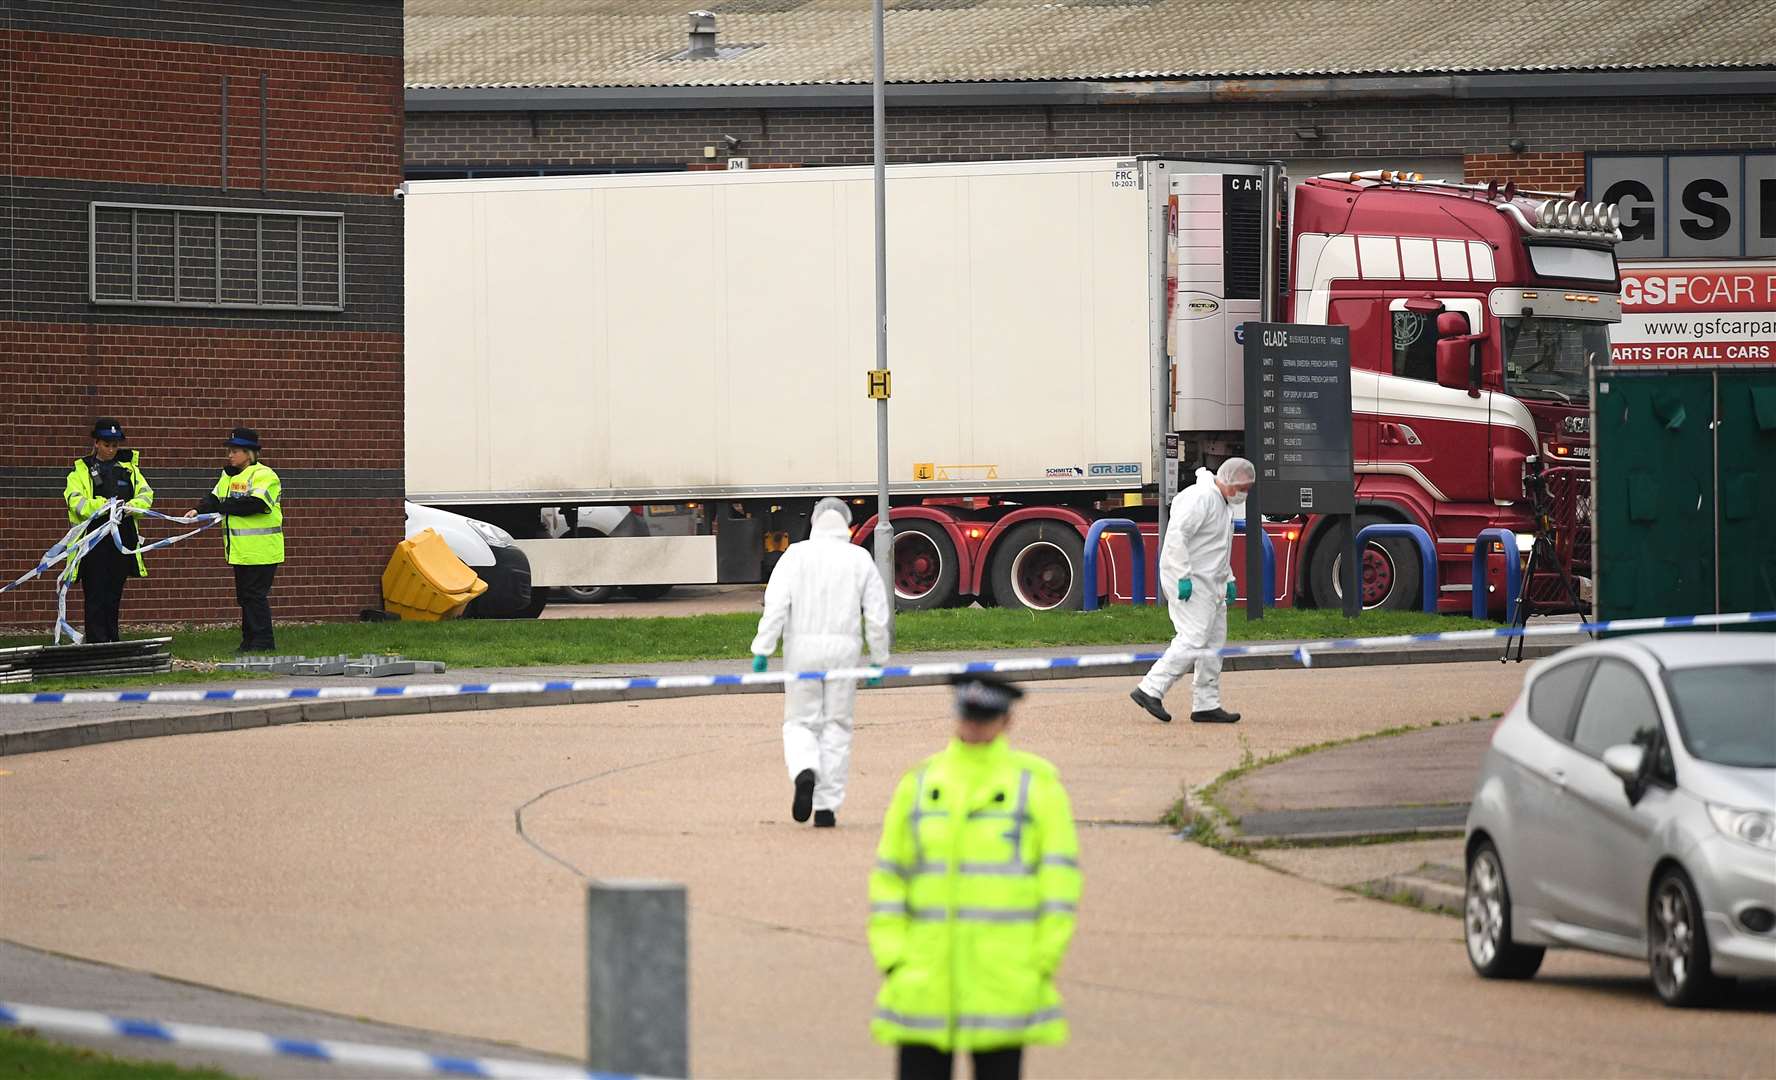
[1129,458,1254,724]
[751,497,893,827]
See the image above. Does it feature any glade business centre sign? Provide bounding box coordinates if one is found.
[1592,152,1776,260]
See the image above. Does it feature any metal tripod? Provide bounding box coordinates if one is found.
[1503,460,1590,663]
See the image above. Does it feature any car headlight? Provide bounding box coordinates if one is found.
[1707,804,1776,850]
[467,518,513,548]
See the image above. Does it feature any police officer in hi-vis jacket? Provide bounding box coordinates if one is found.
[190,427,284,652]
[63,417,155,643]
[869,674,1081,1080]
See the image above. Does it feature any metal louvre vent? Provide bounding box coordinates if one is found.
[1221,175,1262,301]
[89,203,344,311]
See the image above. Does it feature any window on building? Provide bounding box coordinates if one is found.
[90,203,343,311]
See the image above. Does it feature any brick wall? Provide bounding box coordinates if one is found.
[406,95,1776,175]
[1465,152,1587,194]
[2,1,403,632]
[12,31,402,195]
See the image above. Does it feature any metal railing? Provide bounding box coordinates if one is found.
[1082,518,1148,612]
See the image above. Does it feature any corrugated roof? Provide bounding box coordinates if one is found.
[406,0,1776,89]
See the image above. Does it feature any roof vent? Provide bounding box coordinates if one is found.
[687,10,718,58]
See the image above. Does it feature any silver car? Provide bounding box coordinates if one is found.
[1464,632,1776,1005]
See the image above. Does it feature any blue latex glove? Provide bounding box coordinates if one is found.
[752,654,768,673]
[1176,578,1192,601]
[1226,580,1238,603]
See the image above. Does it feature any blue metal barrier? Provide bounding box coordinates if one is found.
[1354,523,1439,613]
[1232,520,1277,608]
[1473,528,1523,623]
[1082,518,1148,612]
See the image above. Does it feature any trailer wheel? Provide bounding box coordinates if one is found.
[892,520,959,610]
[1306,513,1423,612]
[990,522,1086,611]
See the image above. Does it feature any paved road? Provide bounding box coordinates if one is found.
[4,661,1771,1078]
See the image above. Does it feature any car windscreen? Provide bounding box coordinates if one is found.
[1666,663,1776,769]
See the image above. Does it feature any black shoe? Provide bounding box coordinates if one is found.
[1190,707,1242,724]
[1129,688,1172,723]
[813,809,836,828]
[792,769,815,823]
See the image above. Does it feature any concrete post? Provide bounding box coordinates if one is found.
[586,880,688,1078]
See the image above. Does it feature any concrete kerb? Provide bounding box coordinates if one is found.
[0,639,1562,758]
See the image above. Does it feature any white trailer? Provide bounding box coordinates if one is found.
[403,156,1280,607]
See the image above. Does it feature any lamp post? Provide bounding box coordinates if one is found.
[870,0,893,637]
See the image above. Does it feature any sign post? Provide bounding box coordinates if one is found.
[1244,323,1356,619]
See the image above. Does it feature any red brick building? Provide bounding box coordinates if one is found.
[1,1,405,629]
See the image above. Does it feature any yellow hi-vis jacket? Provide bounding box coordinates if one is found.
[63,450,154,580]
[869,735,1081,1052]
[211,462,284,566]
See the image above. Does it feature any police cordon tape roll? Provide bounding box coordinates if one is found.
[3,611,1772,707]
[0,501,221,644]
[0,1001,660,1080]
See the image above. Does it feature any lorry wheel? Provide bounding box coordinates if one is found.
[1307,514,1423,612]
[990,522,1086,611]
[621,584,674,601]
[892,520,959,610]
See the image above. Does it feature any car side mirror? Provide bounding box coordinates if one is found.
[1603,744,1648,804]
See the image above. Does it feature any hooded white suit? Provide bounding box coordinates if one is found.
[1138,467,1236,712]
[750,507,892,812]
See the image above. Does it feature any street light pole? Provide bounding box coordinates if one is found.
[871,0,894,642]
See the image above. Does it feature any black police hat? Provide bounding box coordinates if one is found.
[950,673,1025,721]
[225,426,261,450]
[90,417,125,441]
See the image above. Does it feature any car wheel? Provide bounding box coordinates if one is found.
[1649,868,1720,1007]
[558,526,618,603]
[621,584,675,601]
[519,585,551,619]
[1465,841,1545,979]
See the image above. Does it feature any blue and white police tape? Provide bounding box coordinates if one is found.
[3,610,1772,707]
[1,502,221,644]
[0,1001,657,1079]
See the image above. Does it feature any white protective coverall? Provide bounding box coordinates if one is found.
[1137,467,1236,712]
[750,506,892,812]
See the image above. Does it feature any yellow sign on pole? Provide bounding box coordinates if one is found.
[867,370,892,400]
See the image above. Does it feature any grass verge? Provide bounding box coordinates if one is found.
[0,1028,237,1079]
[1166,712,1502,855]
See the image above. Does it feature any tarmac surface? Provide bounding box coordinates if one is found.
[6,657,1773,1078]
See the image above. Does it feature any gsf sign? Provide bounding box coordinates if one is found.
[1592,152,1776,259]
